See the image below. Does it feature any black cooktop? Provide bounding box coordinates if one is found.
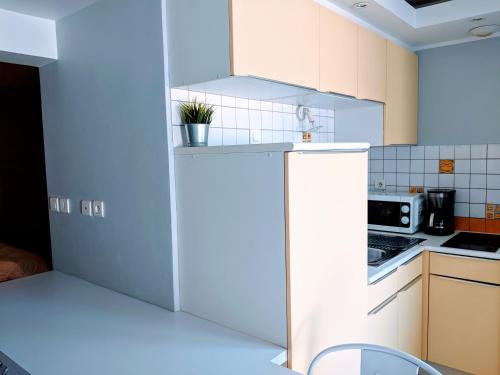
[441,232,500,253]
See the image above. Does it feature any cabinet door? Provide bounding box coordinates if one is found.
[384,41,418,145]
[357,26,386,102]
[319,8,358,96]
[230,0,320,89]
[366,294,399,349]
[398,277,422,358]
[428,275,500,375]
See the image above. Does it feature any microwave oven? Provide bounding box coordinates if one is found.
[368,192,425,234]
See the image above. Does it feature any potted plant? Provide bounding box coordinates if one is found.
[179,99,215,147]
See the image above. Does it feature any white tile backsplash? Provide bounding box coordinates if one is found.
[487,159,500,174]
[471,174,487,189]
[425,145,439,159]
[410,146,425,159]
[439,145,455,159]
[454,145,471,160]
[487,144,500,159]
[368,143,500,220]
[455,160,471,174]
[171,89,334,148]
[471,144,487,159]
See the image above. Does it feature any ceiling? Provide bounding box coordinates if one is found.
[324,0,500,49]
[0,0,100,20]
[405,0,452,9]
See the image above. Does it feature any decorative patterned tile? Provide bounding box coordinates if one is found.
[439,160,454,174]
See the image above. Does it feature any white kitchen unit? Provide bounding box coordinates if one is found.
[175,143,369,374]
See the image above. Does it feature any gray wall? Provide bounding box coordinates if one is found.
[418,37,500,145]
[40,0,178,310]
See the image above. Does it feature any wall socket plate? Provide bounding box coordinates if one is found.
[59,198,71,214]
[375,179,386,190]
[81,200,93,216]
[92,200,105,218]
[49,197,60,212]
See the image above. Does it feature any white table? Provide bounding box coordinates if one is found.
[0,272,295,375]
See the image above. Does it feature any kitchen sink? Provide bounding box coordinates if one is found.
[368,248,387,264]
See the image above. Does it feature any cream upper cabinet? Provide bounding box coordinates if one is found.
[398,277,422,358]
[385,41,419,145]
[230,0,320,89]
[428,275,500,375]
[357,26,387,103]
[319,8,358,97]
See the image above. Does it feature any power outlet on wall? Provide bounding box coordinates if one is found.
[92,201,105,218]
[375,179,386,191]
[81,200,93,216]
[58,198,71,214]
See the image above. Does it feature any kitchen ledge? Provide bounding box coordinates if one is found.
[368,231,500,284]
[0,272,295,375]
[175,142,370,155]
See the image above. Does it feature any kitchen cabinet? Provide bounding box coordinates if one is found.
[367,294,399,349]
[398,277,422,358]
[319,8,358,97]
[168,0,319,90]
[357,27,387,103]
[231,0,320,90]
[428,275,499,375]
[366,256,423,358]
[428,254,500,375]
[384,41,419,145]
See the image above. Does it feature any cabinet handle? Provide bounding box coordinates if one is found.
[371,268,397,285]
[400,254,421,267]
[434,275,499,287]
[368,294,397,315]
[401,275,422,292]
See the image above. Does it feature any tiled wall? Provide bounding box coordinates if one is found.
[170,89,335,147]
[369,144,500,233]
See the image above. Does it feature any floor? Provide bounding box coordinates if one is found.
[428,362,471,375]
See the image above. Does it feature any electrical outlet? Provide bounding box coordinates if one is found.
[59,198,71,214]
[49,197,60,212]
[80,200,92,216]
[92,200,105,218]
[375,179,386,190]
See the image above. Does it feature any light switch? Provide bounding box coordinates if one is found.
[59,198,71,214]
[49,197,60,212]
[81,200,92,216]
[92,201,105,218]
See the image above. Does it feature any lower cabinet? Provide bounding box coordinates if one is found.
[397,277,422,358]
[366,275,423,358]
[428,274,500,375]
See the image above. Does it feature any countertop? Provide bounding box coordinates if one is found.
[175,142,370,155]
[368,231,500,284]
[0,272,295,375]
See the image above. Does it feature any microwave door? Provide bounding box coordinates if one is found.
[368,201,401,227]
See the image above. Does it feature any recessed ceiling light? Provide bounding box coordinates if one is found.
[353,2,370,9]
[471,17,485,22]
[469,24,500,38]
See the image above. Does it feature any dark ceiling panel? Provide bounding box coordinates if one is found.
[405,0,453,9]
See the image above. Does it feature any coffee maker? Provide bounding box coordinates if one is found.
[425,189,456,236]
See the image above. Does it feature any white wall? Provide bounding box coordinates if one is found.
[0,9,57,66]
[40,0,178,311]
